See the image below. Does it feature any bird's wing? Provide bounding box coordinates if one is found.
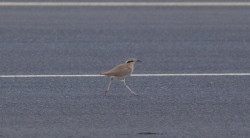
[100,64,132,77]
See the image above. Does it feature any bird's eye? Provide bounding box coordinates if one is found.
[126,60,133,63]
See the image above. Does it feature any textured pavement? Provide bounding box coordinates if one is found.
[0,2,250,138]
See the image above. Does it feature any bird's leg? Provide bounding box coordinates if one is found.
[104,77,113,95]
[123,79,139,96]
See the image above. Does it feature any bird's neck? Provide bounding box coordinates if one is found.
[127,62,135,71]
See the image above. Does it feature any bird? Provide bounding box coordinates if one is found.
[100,58,141,96]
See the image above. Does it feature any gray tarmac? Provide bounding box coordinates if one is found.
[4,0,250,2]
[0,3,250,138]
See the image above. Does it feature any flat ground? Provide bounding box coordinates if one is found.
[0,2,250,138]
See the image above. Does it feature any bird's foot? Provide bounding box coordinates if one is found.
[104,90,108,95]
[133,93,139,96]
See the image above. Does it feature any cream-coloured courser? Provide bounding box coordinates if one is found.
[100,58,141,96]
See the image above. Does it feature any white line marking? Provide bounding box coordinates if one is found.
[1,73,250,78]
[0,75,100,78]
[132,73,250,76]
[1,2,250,6]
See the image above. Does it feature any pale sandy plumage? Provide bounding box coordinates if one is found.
[100,58,141,96]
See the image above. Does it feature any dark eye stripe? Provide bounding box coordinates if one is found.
[126,60,133,63]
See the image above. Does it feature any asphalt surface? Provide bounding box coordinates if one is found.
[0,2,250,138]
[4,0,250,2]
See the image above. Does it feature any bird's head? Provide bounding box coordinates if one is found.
[125,58,141,63]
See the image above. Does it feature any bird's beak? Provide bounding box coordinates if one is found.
[137,60,142,62]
